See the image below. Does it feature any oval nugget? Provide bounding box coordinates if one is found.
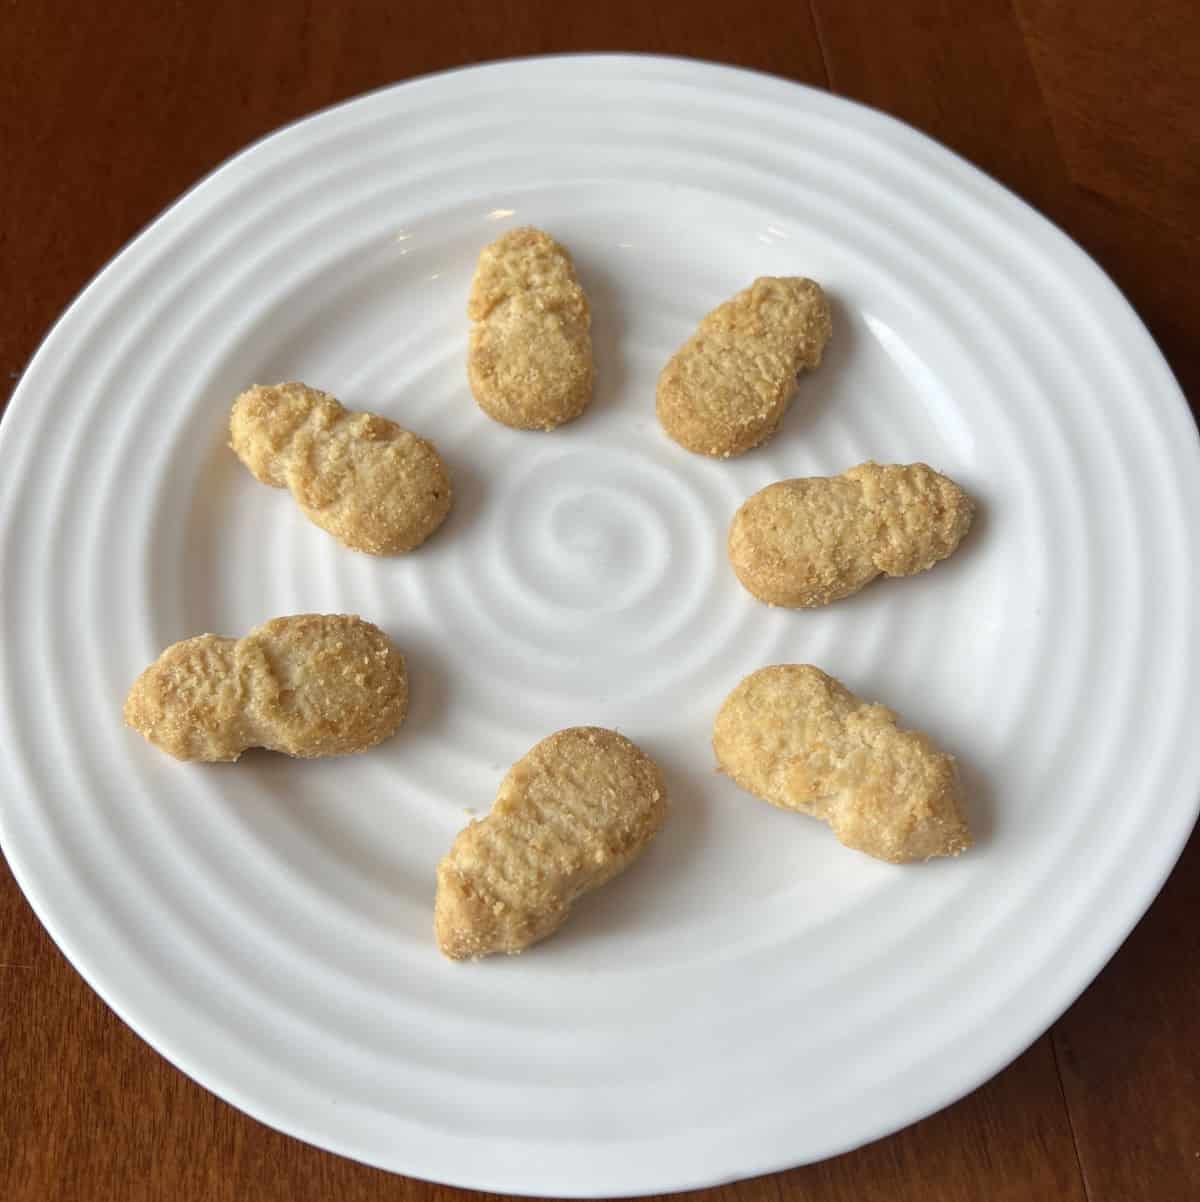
[713,665,971,863]
[728,462,974,607]
[124,614,408,762]
[467,227,593,430]
[435,727,668,959]
[230,382,451,555]
[657,276,832,457]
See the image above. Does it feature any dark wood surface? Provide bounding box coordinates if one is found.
[3,3,1198,1200]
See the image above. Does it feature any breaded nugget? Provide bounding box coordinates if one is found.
[467,227,593,430]
[713,665,971,863]
[728,462,973,607]
[657,276,832,457]
[230,382,451,554]
[435,727,668,959]
[124,614,407,762]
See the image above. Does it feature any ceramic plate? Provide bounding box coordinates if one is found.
[2,55,1198,1196]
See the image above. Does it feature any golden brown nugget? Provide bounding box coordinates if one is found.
[657,276,832,457]
[435,727,668,959]
[124,614,407,762]
[466,227,593,430]
[728,462,974,608]
[713,665,971,863]
[230,382,451,554]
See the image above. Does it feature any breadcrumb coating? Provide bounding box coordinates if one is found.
[124,614,407,762]
[436,727,668,959]
[657,276,831,457]
[728,462,973,607]
[713,665,971,863]
[467,227,593,430]
[230,382,451,555]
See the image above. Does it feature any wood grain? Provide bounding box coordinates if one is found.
[2,2,1197,1200]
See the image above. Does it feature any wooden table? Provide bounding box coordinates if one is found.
[3,4,1198,1200]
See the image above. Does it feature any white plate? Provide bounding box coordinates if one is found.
[2,55,1199,1197]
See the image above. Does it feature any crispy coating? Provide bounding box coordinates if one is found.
[713,665,971,863]
[728,462,974,607]
[124,614,408,762]
[657,277,832,457]
[435,727,668,959]
[229,382,451,554]
[466,227,593,430]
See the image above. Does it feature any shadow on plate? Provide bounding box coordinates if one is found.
[769,288,857,447]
